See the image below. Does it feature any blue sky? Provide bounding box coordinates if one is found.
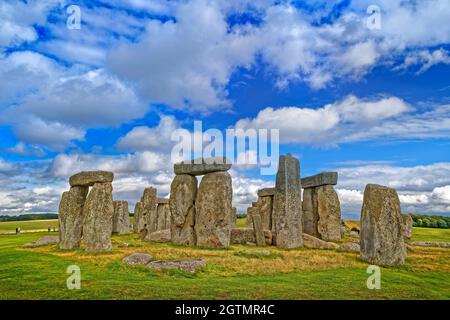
[0,0,450,218]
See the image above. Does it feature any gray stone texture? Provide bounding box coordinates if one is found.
[69,171,114,187]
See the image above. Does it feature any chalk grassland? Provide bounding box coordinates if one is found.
[0,219,449,300]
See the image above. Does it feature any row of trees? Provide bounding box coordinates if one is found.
[0,213,58,222]
[410,214,450,229]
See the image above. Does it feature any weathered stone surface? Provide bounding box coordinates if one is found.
[195,171,233,247]
[146,229,171,242]
[339,242,360,252]
[147,259,207,273]
[231,207,237,227]
[302,188,319,237]
[112,200,130,235]
[69,171,113,187]
[257,188,275,197]
[252,213,266,246]
[122,253,153,265]
[402,214,413,239]
[257,196,273,230]
[360,184,406,265]
[157,197,169,204]
[273,154,303,248]
[174,157,231,176]
[24,236,59,248]
[142,187,157,234]
[170,174,197,245]
[246,207,255,228]
[230,228,273,245]
[302,233,339,249]
[410,241,450,248]
[156,203,170,231]
[82,182,114,252]
[316,185,342,242]
[133,202,144,232]
[59,186,88,250]
[350,230,360,238]
[301,172,337,189]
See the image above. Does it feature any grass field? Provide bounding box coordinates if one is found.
[0,219,449,300]
[0,219,59,234]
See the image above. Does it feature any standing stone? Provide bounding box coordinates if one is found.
[82,183,114,252]
[112,200,130,235]
[273,154,303,248]
[360,184,406,265]
[302,188,319,237]
[246,207,256,228]
[316,185,342,242]
[252,213,266,246]
[59,186,88,249]
[156,199,170,231]
[141,187,157,234]
[257,196,273,230]
[402,214,413,239]
[195,171,233,247]
[170,174,197,245]
[133,202,144,232]
[231,207,237,227]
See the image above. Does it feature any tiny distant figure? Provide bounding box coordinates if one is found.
[48,227,51,233]
[15,227,20,235]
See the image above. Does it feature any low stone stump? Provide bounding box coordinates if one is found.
[339,242,360,252]
[112,200,130,235]
[59,186,88,249]
[146,229,171,242]
[302,234,339,249]
[195,171,233,248]
[230,228,272,245]
[122,253,153,265]
[24,236,59,248]
[360,184,406,265]
[147,259,206,273]
[82,182,114,252]
[410,241,450,248]
[170,174,197,245]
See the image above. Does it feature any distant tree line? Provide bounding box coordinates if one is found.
[411,214,450,229]
[0,213,58,222]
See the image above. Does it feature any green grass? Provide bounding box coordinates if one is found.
[0,220,449,300]
[411,227,450,242]
[0,219,58,234]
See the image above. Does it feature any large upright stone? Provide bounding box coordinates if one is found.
[360,184,406,265]
[170,174,197,245]
[302,188,319,237]
[273,154,303,248]
[257,195,273,230]
[141,187,157,234]
[82,182,114,252]
[402,214,413,239]
[59,186,88,249]
[195,171,233,247]
[301,172,337,189]
[69,171,113,187]
[133,201,144,232]
[316,185,342,242]
[252,213,266,246]
[112,200,130,235]
[174,157,231,176]
[156,199,170,231]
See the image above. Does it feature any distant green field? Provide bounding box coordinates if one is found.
[0,219,58,234]
[0,219,448,300]
[411,227,450,242]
